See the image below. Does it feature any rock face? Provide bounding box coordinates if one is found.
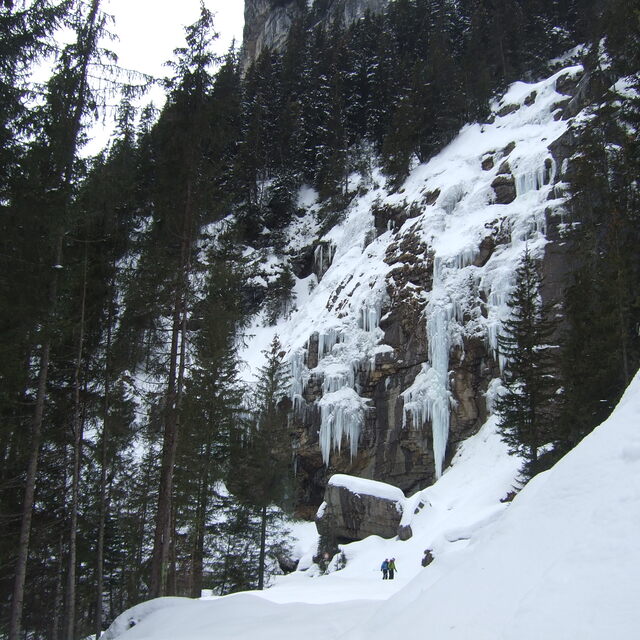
[284,63,590,516]
[241,0,302,72]
[241,0,389,71]
[315,474,404,542]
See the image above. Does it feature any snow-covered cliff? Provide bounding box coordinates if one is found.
[102,368,640,639]
[240,58,585,505]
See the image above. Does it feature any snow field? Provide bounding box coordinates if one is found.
[105,370,640,639]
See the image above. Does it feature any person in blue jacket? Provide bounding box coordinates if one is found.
[381,558,389,579]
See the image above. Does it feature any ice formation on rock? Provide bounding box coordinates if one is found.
[318,388,368,464]
[253,63,583,477]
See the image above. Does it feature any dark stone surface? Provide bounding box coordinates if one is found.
[497,103,520,117]
[397,524,413,541]
[481,156,494,171]
[290,244,315,279]
[491,174,517,204]
[242,0,389,70]
[315,481,404,542]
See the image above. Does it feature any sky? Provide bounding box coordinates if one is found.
[84,0,245,153]
[104,0,245,78]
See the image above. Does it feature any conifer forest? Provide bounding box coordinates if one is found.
[0,1,638,638]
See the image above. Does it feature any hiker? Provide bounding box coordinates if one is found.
[421,549,434,567]
[388,557,397,579]
[381,558,389,580]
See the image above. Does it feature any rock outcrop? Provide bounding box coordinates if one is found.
[283,62,589,515]
[241,0,389,71]
[315,474,404,542]
[241,0,303,72]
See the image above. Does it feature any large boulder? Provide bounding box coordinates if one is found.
[315,474,405,542]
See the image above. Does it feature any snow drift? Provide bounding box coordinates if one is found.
[104,370,640,640]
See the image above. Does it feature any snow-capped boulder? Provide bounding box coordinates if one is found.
[315,474,405,542]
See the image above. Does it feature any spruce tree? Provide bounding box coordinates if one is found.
[4,2,115,636]
[559,63,640,450]
[229,335,293,590]
[495,249,560,480]
[172,232,247,598]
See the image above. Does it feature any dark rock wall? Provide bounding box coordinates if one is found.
[291,203,504,508]
[241,0,389,71]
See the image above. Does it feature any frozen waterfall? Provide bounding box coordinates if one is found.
[318,388,367,464]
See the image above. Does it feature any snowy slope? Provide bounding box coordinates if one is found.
[104,370,640,640]
[351,370,640,640]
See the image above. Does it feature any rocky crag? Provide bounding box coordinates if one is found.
[242,58,592,516]
[241,0,389,71]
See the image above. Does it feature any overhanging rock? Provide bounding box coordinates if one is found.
[315,474,405,542]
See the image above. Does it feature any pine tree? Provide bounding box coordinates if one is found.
[4,2,116,636]
[559,62,640,450]
[172,231,247,598]
[147,2,222,598]
[229,335,293,590]
[495,249,560,480]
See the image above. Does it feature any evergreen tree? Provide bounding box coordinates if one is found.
[229,336,293,590]
[3,2,116,637]
[172,231,247,598]
[559,63,640,450]
[206,494,292,595]
[147,2,222,598]
[495,249,560,480]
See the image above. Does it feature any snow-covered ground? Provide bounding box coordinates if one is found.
[104,370,640,639]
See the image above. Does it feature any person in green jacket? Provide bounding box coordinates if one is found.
[387,558,397,579]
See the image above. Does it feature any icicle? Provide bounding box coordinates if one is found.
[402,256,470,478]
[425,300,455,478]
[318,388,367,464]
[317,328,343,361]
[322,366,355,394]
[314,241,335,279]
[514,155,557,197]
[359,299,382,332]
[290,350,309,411]
[314,244,324,275]
[452,247,480,271]
[485,283,511,372]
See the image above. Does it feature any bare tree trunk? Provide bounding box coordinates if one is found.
[9,2,102,636]
[134,452,152,600]
[149,303,181,598]
[168,505,178,596]
[612,215,631,384]
[51,531,66,640]
[64,248,89,640]
[8,232,63,640]
[150,181,194,598]
[95,284,114,639]
[258,505,267,590]
[189,441,211,598]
